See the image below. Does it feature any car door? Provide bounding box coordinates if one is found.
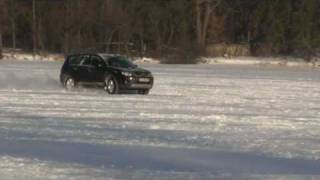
[90,55,106,82]
[78,55,92,82]
[65,55,81,79]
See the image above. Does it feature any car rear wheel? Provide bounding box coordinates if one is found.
[104,76,119,94]
[64,76,76,91]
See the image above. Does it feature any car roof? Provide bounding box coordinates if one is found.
[67,53,121,59]
[98,53,121,59]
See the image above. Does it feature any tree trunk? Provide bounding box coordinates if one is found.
[63,0,70,54]
[0,30,3,59]
[37,17,45,52]
[11,18,16,51]
[32,0,37,55]
[156,33,162,57]
[0,0,3,59]
[148,13,162,57]
[196,0,202,49]
[195,0,217,55]
[77,0,82,50]
[196,0,213,54]
[167,22,174,45]
[7,0,17,55]
[202,4,213,45]
[140,35,145,58]
[106,29,116,53]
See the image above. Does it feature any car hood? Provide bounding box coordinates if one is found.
[132,68,152,77]
[112,67,152,76]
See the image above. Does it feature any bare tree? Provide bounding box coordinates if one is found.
[0,0,4,59]
[32,0,37,55]
[196,0,221,53]
[0,0,318,60]
[7,0,17,52]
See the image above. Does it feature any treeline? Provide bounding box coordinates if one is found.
[0,0,320,62]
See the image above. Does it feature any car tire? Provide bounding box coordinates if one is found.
[64,75,77,91]
[104,76,119,94]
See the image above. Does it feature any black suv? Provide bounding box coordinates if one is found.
[60,53,153,94]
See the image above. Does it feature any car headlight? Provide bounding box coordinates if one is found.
[121,72,132,76]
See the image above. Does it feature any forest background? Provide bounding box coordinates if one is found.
[0,0,319,63]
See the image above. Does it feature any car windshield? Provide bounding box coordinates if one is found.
[106,56,136,69]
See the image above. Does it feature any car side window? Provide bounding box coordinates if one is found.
[68,55,81,65]
[79,55,91,66]
[108,58,120,67]
[91,56,105,67]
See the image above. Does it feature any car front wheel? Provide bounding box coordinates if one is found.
[104,76,119,94]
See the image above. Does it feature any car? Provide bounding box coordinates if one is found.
[60,53,154,95]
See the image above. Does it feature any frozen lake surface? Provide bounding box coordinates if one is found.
[0,60,319,179]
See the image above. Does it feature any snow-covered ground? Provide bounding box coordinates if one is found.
[2,52,64,62]
[0,60,320,179]
[200,56,320,67]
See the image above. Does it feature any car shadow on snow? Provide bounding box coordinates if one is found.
[0,101,320,175]
[0,138,320,175]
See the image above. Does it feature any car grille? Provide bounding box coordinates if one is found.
[134,71,149,77]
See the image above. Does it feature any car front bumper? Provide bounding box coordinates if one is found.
[121,76,154,90]
[127,83,153,89]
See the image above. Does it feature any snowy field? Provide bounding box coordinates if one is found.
[0,60,320,179]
